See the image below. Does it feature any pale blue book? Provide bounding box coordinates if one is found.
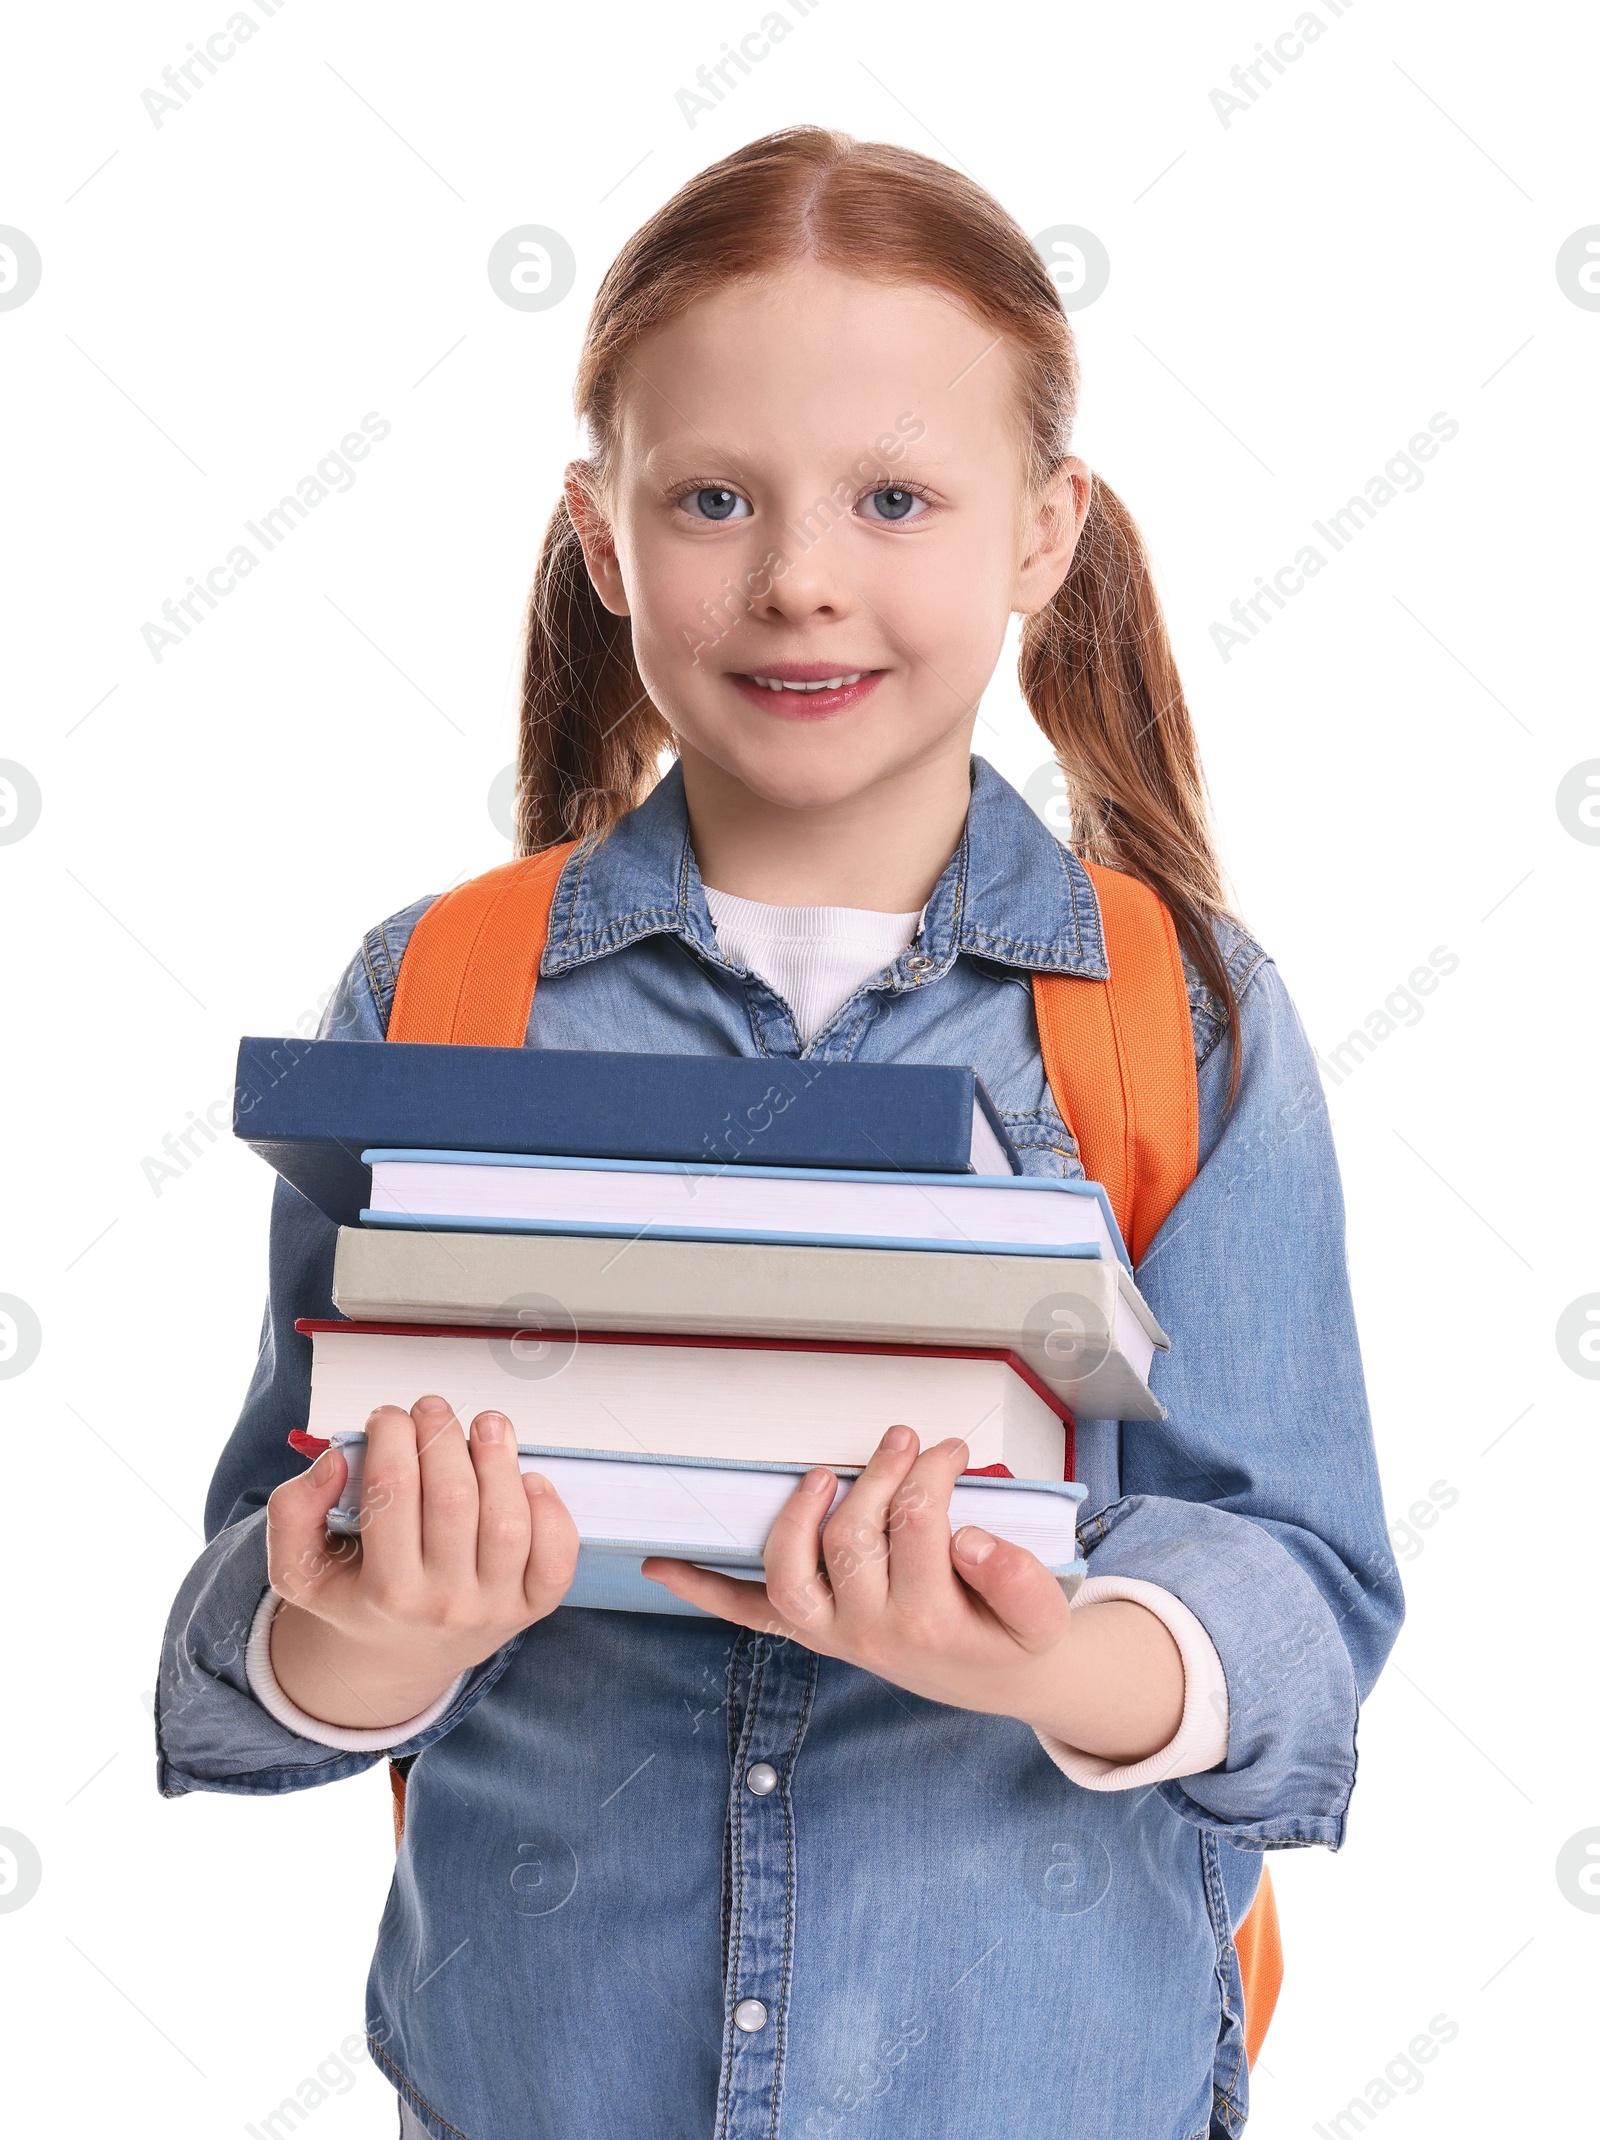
[359,1148,1130,1266]
[319,1434,1088,1618]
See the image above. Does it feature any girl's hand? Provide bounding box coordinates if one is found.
[264,1395,579,1731]
[643,1427,1184,1763]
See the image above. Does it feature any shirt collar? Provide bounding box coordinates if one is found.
[541,756,1109,983]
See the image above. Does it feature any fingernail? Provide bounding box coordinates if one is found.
[524,1471,549,1496]
[953,1526,995,1564]
[802,1466,836,1495]
[883,1425,915,1453]
[474,1411,506,1444]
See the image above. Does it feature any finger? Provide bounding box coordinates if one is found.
[640,1558,793,1637]
[412,1395,479,1583]
[759,1468,840,1633]
[467,1411,530,1589]
[949,1528,1073,1651]
[520,1471,581,1618]
[266,1446,351,1606]
[359,1403,423,1577]
[820,1426,920,1619]
[885,1437,969,1598]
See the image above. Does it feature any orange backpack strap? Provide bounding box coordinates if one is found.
[1234,1867,1283,2065]
[386,841,581,1046]
[1031,861,1279,2064]
[1030,860,1199,1267]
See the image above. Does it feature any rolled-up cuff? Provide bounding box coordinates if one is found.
[244,1590,466,1753]
[1076,1492,1362,1845]
[1035,1576,1229,1790]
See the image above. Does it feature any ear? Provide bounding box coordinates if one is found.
[563,462,630,618]
[1013,455,1092,618]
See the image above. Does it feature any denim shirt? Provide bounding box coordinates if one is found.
[157,758,1401,2140]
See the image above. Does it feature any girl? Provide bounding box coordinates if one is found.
[159,128,1400,2139]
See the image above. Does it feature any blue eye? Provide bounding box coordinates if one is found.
[685,487,749,521]
[860,486,925,522]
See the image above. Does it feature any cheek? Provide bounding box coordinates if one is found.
[622,527,748,661]
[879,532,1014,689]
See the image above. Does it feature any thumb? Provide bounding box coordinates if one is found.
[266,1446,352,1607]
[950,1527,1072,1651]
[520,1471,581,1619]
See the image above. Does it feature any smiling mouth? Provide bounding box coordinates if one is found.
[746,671,867,693]
[727,666,885,718]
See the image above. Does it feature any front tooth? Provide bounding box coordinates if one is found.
[758,674,863,691]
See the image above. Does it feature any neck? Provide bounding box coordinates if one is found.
[678,737,974,910]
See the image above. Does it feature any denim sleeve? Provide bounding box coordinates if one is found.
[153,897,521,1798]
[1080,933,1403,1850]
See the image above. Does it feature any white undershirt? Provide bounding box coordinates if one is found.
[702,885,924,1043]
[245,889,1230,1785]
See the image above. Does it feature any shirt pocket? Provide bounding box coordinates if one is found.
[1000,1103,1083,1181]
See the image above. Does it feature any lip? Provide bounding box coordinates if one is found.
[729,662,886,719]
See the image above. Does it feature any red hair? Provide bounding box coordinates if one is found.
[517,126,1239,1071]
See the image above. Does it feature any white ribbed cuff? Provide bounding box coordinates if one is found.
[244,1589,466,1753]
[1035,1575,1229,1791]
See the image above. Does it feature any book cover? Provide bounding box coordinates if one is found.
[359,1149,1130,1266]
[233,1037,1020,1226]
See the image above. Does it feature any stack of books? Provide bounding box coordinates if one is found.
[234,1038,1172,1612]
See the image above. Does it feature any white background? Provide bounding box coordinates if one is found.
[2,0,1595,2132]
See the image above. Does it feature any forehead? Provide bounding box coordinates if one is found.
[611,261,1026,469]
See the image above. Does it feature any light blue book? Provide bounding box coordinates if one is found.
[359,1148,1130,1268]
[322,1435,1088,1618]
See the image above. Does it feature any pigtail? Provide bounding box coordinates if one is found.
[514,495,672,856]
[1019,476,1242,1098]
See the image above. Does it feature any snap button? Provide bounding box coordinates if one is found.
[733,1998,769,2033]
[745,1761,779,1796]
[903,953,936,976]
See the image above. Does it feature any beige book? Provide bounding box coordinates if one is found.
[331,1226,1170,1422]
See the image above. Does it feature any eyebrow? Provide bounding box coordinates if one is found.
[636,434,761,475]
[635,433,943,479]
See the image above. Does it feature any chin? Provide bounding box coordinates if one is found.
[731,757,880,811]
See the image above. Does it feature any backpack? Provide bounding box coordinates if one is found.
[381,838,1283,2062]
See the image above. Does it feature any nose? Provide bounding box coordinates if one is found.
[750,509,857,626]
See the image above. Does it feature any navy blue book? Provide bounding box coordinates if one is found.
[232,1038,1021,1227]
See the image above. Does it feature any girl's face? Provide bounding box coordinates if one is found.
[570,262,1087,812]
